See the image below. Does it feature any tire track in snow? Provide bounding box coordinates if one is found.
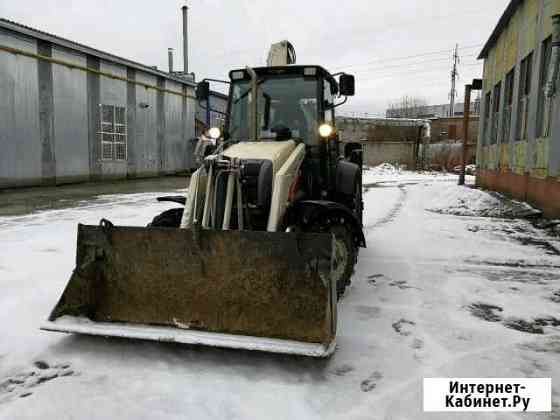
[365,186,408,232]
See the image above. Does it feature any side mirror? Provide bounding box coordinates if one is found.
[196,81,210,101]
[339,74,355,96]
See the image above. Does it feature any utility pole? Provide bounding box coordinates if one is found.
[449,44,459,117]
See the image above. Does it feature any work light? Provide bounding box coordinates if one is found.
[208,127,221,139]
[319,123,334,138]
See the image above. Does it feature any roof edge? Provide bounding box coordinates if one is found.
[478,0,522,59]
[0,18,196,87]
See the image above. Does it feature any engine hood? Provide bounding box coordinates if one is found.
[223,140,296,174]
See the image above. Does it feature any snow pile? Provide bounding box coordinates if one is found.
[363,163,464,185]
[366,163,402,175]
[426,184,541,218]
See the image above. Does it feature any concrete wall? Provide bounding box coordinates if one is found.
[337,116,423,168]
[337,117,422,143]
[477,0,560,217]
[0,26,196,189]
[362,142,417,168]
[430,116,480,144]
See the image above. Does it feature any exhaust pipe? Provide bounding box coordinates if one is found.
[246,66,258,141]
[168,48,174,74]
[182,5,189,74]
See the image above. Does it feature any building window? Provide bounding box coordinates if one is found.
[99,105,127,161]
[537,37,553,138]
[516,52,533,141]
[501,68,515,143]
[483,91,492,145]
[490,81,501,144]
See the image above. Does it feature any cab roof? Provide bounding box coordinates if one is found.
[228,65,338,87]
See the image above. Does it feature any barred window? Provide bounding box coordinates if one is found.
[99,105,127,160]
[483,91,492,145]
[537,37,552,138]
[516,52,533,141]
[501,68,515,143]
[490,81,501,144]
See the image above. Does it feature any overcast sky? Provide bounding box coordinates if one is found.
[0,0,509,116]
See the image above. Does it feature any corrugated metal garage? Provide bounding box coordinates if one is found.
[0,18,197,188]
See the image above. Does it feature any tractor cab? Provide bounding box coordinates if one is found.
[225,66,354,145]
[196,65,355,146]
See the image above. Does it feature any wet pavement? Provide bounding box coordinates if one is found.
[0,177,188,217]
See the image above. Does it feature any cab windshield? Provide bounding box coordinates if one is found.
[228,76,318,144]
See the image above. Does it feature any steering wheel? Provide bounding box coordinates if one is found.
[271,124,292,140]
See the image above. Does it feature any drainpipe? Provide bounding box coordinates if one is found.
[459,79,482,185]
[545,15,560,98]
[459,85,472,186]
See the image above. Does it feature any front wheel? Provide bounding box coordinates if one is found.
[310,223,357,300]
[148,208,184,228]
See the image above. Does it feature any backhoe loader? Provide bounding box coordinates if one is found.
[42,50,365,357]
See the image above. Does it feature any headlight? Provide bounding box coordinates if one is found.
[318,123,334,138]
[208,127,221,139]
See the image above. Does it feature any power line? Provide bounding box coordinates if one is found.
[334,44,482,72]
[349,53,479,74]
[353,60,481,81]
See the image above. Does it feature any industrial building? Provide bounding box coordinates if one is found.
[0,18,197,189]
[386,101,481,119]
[476,0,560,217]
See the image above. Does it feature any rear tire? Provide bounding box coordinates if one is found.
[148,208,184,228]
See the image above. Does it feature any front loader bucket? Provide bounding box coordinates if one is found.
[41,224,337,357]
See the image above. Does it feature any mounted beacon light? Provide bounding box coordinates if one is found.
[207,127,221,140]
[303,67,317,76]
[319,123,334,138]
[231,71,245,80]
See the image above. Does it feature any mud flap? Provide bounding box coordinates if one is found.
[42,224,336,357]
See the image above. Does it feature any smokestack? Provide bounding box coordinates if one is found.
[182,5,189,74]
[168,48,174,73]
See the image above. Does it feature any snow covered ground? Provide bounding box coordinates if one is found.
[1,168,559,419]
